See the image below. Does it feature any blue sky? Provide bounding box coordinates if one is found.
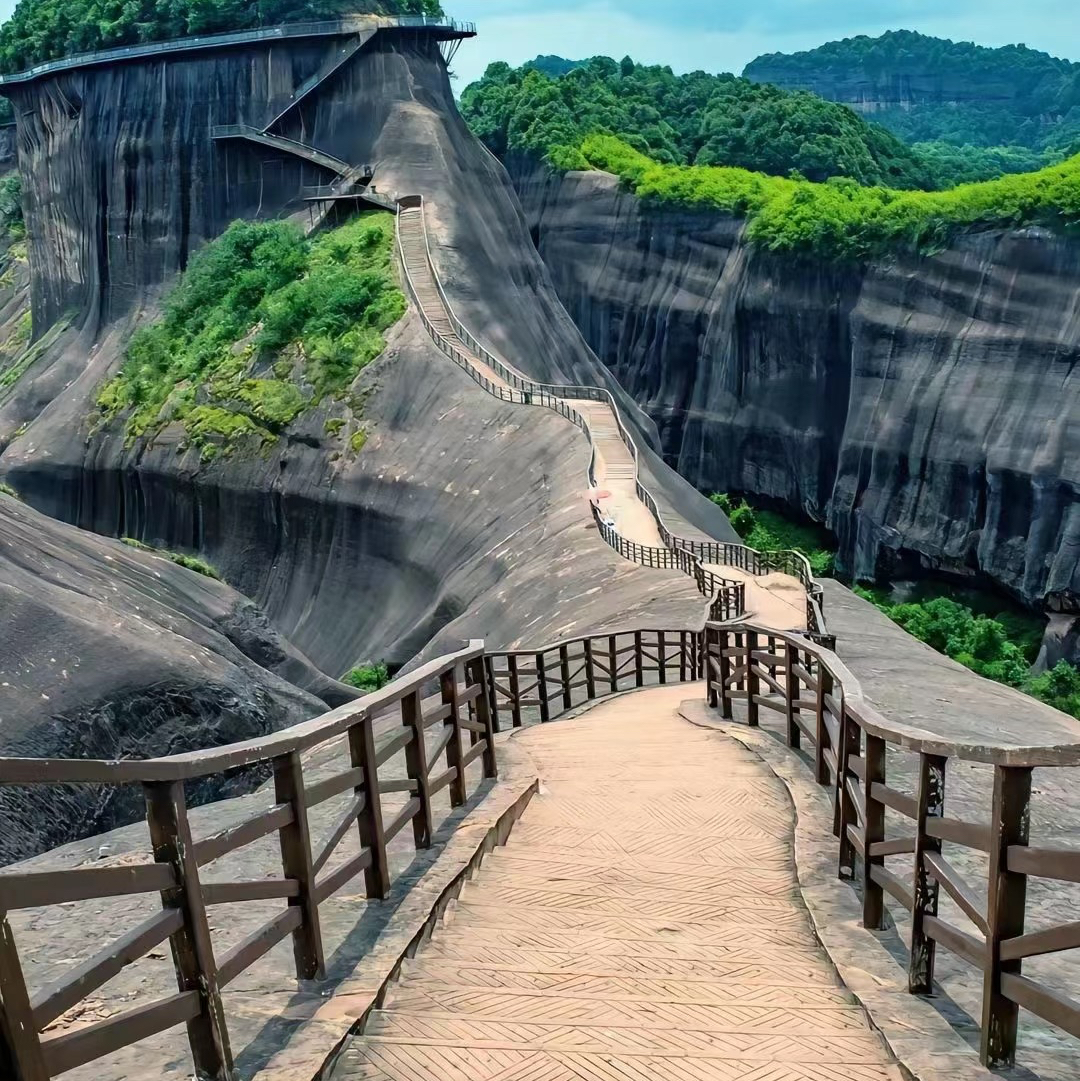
[450,0,1079,87]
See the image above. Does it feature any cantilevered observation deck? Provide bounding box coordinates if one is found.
[0,15,475,85]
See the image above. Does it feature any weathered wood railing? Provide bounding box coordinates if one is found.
[705,620,1080,1070]
[0,642,497,1081]
[487,627,704,728]
[0,627,709,1080]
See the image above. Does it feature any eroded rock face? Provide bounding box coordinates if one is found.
[511,163,1080,609]
[0,30,722,838]
[0,492,345,862]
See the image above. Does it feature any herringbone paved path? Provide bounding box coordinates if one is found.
[329,686,903,1081]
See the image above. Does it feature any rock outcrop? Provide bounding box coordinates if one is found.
[511,161,1080,610]
[0,491,346,862]
[0,24,723,833]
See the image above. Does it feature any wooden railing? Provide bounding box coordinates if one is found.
[0,627,710,1080]
[487,627,704,728]
[704,620,1080,1070]
[0,642,497,1081]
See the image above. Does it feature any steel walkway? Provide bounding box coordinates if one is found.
[328,686,903,1081]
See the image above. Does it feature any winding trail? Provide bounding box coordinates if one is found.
[398,203,662,551]
[328,686,902,1081]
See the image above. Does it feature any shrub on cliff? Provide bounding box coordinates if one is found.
[460,56,933,189]
[97,210,404,458]
[710,493,835,576]
[579,135,1080,260]
[0,0,442,73]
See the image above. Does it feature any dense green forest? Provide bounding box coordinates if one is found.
[577,135,1080,260]
[460,56,935,189]
[97,211,403,459]
[0,0,441,73]
[744,31,1080,160]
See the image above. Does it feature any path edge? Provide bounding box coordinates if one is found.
[272,736,541,1081]
[678,698,998,1081]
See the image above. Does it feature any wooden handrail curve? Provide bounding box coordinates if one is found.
[704,619,1080,1070]
[0,625,708,1080]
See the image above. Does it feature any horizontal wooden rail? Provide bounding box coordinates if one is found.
[704,618,1080,1071]
[0,639,501,1081]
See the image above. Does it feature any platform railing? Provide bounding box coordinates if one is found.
[0,16,477,84]
[704,619,1080,1071]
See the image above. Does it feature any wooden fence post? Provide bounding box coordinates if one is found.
[469,657,498,779]
[815,664,833,786]
[484,655,501,734]
[143,780,233,1078]
[679,631,688,682]
[584,639,597,700]
[608,636,618,694]
[658,631,667,685]
[862,734,886,929]
[836,709,860,876]
[272,751,325,979]
[507,655,522,728]
[746,630,760,728]
[402,689,434,848]
[909,752,946,994]
[350,715,391,899]
[784,642,800,748]
[536,652,550,724]
[718,628,733,719]
[980,765,1032,1068]
[442,665,468,805]
[0,914,49,1081]
[559,644,572,711]
[634,631,644,688]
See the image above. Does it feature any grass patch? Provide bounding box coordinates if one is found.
[342,662,389,692]
[710,492,835,576]
[0,480,20,499]
[97,212,404,459]
[578,135,1080,260]
[121,537,221,580]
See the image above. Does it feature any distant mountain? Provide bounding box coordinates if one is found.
[744,30,1080,153]
[524,55,586,77]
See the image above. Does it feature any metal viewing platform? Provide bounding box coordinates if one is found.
[0,15,476,85]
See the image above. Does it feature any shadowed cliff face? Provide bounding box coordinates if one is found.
[0,492,345,863]
[511,163,1080,610]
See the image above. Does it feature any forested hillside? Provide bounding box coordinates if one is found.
[0,0,442,73]
[461,56,935,189]
[745,30,1080,175]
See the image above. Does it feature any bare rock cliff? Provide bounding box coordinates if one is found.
[512,162,1080,609]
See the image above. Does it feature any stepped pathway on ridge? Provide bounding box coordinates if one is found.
[398,203,661,550]
[328,685,904,1081]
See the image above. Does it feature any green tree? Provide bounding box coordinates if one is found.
[460,55,934,189]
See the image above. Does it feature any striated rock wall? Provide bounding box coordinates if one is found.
[0,32,719,681]
[742,63,1020,114]
[512,162,1080,609]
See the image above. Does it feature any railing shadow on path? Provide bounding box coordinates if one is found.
[703,619,1080,1074]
